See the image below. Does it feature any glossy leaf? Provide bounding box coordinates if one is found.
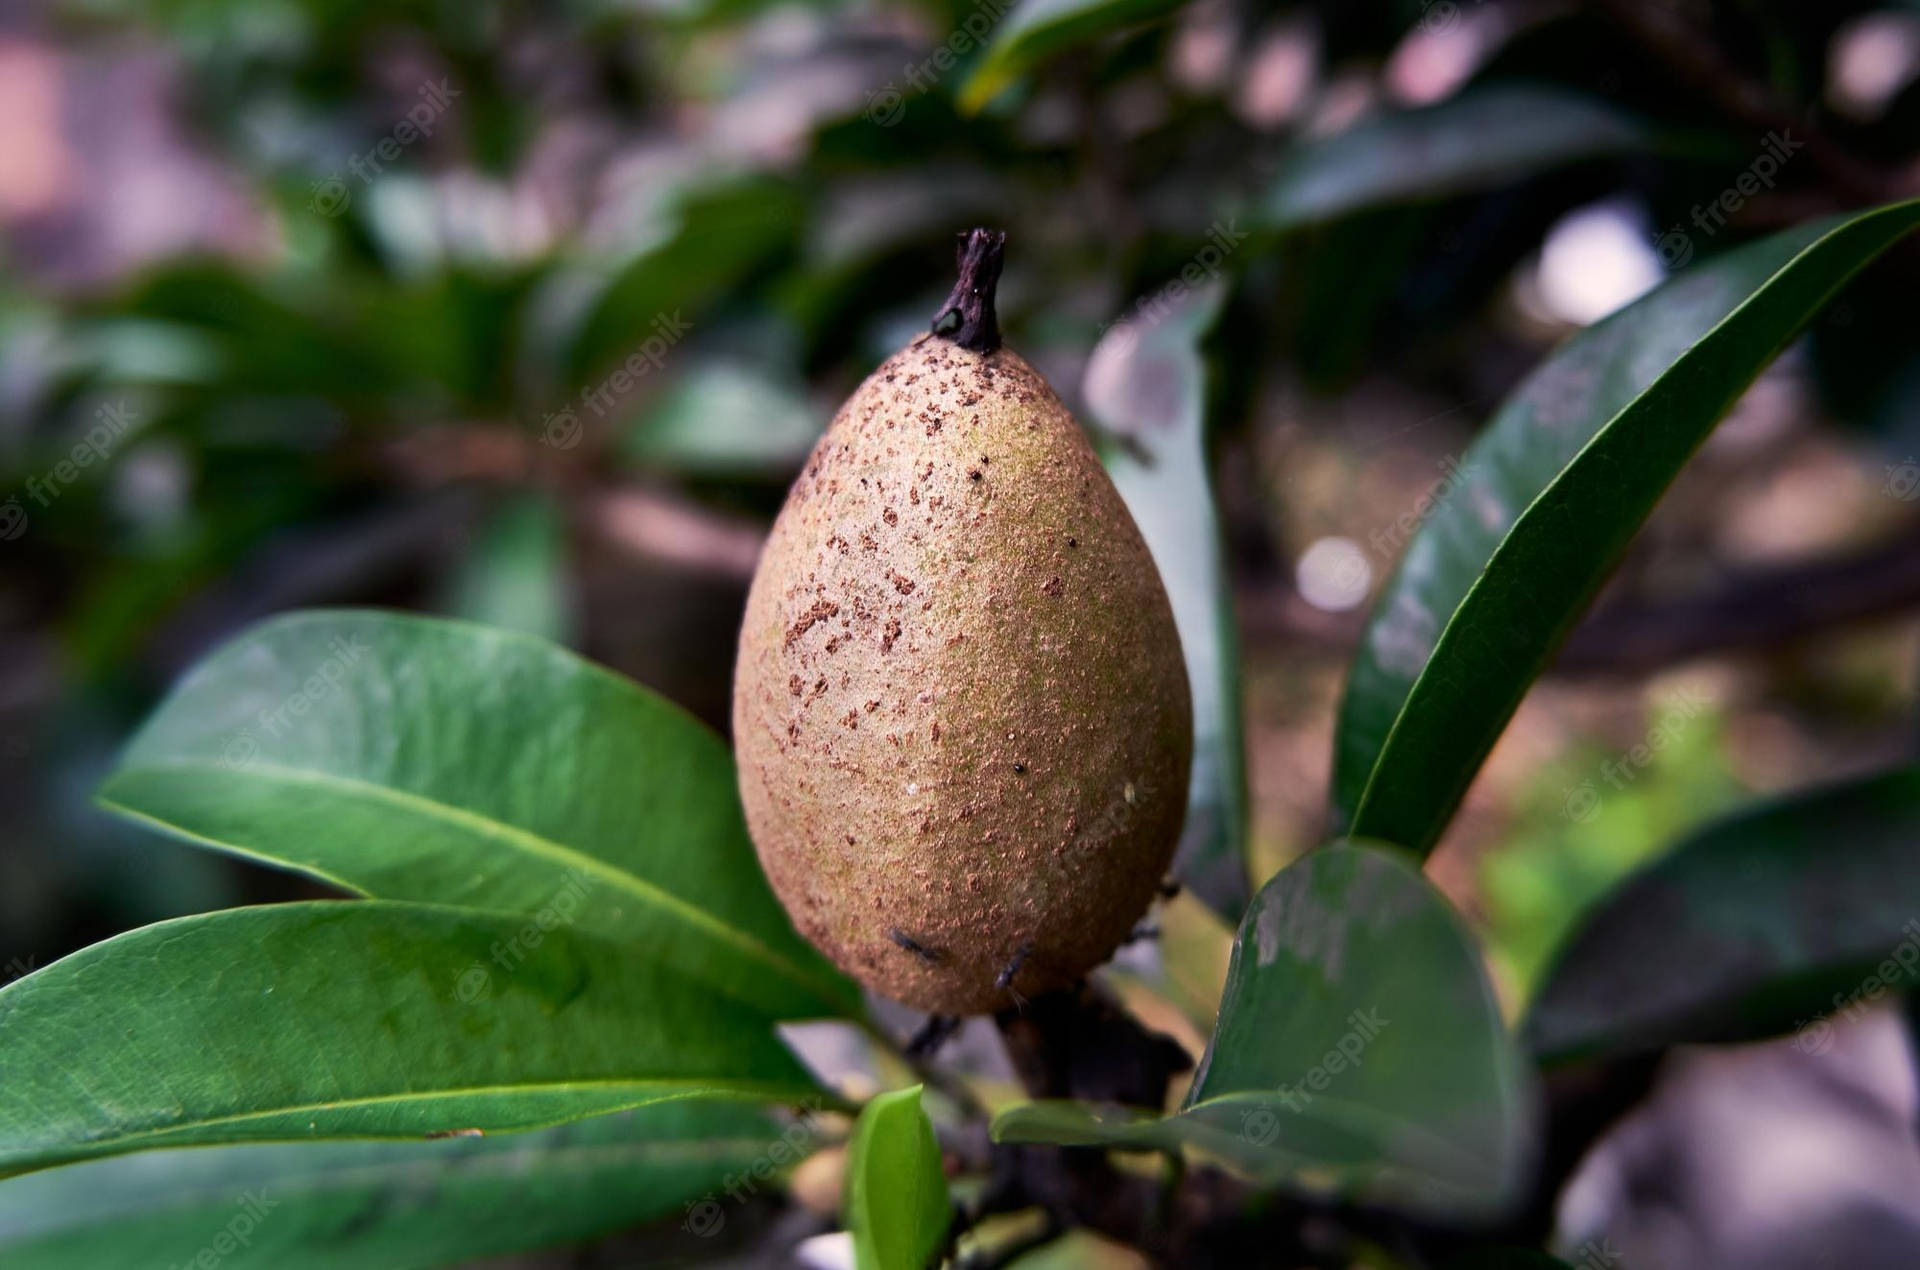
[846,1086,949,1270]
[0,901,823,1178]
[443,494,574,644]
[1087,277,1250,919]
[1526,767,1920,1065]
[0,1102,783,1269]
[959,0,1191,113]
[1260,86,1665,230]
[995,843,1532,1219]
[98,610,861,1020]
[1335,200,1920,854]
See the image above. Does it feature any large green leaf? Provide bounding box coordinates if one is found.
[1334,200,1920,854]
[1259,86,1668,231]
[994,843,1532,1219]
[0,901,823,1178]
[0,1102,783,1269]
[1525,767,1920,1066]
[959,0,1191,113]
[1087,278,1251,919]
[98,610,861,1020]
[845,1085,950,1270]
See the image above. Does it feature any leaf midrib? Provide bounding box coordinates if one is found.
[4,1079,810,1174]
[1347,200,1920,848]
[102,757,854,1014]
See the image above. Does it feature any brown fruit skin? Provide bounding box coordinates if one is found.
[732,332,1192,1015]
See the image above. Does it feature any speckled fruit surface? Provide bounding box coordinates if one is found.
[732,331,1191,1014]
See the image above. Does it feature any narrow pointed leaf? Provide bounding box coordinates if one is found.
[1088,278,1250,919]
[1526,767,1920,1065]
[1335,200,1920,854]
[0,1102,784,1270]
[98,610,861,1020]
[1260,87,1670,230]
[0,901,823,1178]
[845,1086,949,1270]
[995,843,1532,1219]
[959,0,1190,113]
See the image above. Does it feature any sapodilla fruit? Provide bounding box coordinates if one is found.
[733,229,1191,1015]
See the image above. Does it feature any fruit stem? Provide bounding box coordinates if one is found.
[931,227,1006,353]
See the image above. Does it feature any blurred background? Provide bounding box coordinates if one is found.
[4,0,1920,1264]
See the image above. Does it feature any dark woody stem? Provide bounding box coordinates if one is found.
[931,227,1006,353]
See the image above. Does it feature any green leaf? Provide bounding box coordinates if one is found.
[1088,278,1251,919]
[1525,767,1920,1066]
[959,0,1191,113]
[443,495,574,644]
[623,361,824,477]
[1259,86,1666,230]
[1334,200,1920,855]
[994,843,1533,1219]
[845,1086,949,1270]
[0,1102,786,1269]
[0,900,824,1178]
[566,178,801,385]
[99,610,861,1021]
